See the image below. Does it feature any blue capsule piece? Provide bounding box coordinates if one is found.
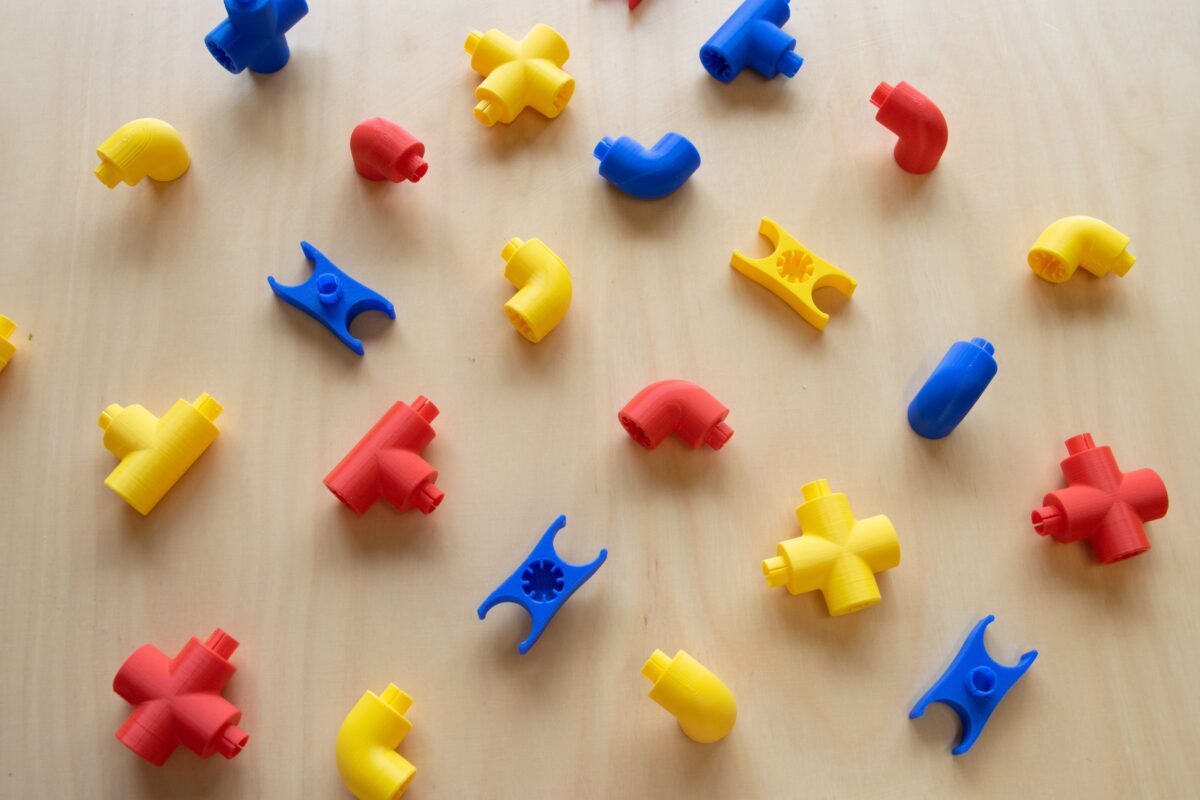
[907,338,997,439]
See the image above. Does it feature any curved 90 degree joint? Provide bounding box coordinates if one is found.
[94,119,190,188]
[642,649,737,743]
[700,0,803,83]
[464,25,575,127]
[336,685,416,800]
[870,81,948,174]
[1027,216,1136,283]
[205,0,309,75]
[351,118,428,184]
[907,338,998,440]
[618,379,733,451]
[0,315,17,373]
[593,133,702,199]
[502,238,572,343]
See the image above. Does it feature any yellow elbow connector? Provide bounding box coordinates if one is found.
[94,118,190,188]
[642,649,736,743]
[0,315,16,373]
[464,25,574,127]
[1027,216,1135,283]
[336,684,416,800]
[501,237,572,343]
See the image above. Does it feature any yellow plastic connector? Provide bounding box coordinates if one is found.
[336,684,416,800]
[94,118,190,188]
[98,392,222,515]
[464,25,575,127]
[762,480,900,616]
[0,316,16,373]
[1027,216,1136,283]
[642,649,736,743]
[731,217,857,331]
[502,237,572,343]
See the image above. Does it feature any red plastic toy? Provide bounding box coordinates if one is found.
[618,380,733,451]
[629,0,644,8]
[112,629,248,766]
[324,396,444,515]
[870,81,947,174]
[1031,433,1168,564]
[350,118,428,183]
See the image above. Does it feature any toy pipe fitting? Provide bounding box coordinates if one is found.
[618,379,733,451]
[501,237,572,343]
[1027,216,1136,283]
[351,118,428,183]
[0,315,16,372]
[464,25,575,127]
[907,338,997,439]
[700,0,803,83]
[94,119,190,188]
[870,81,948,174]
[336,684,416,800]
[642,649,736,743]
[205,0,309,75]
[594,133,701,199]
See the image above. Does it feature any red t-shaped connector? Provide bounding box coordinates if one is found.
[112,629,248,766]
[1031,433,1168,564]
[870,81,948,174]
[618,380,733,451]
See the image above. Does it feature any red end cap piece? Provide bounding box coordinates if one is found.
[350,117,428,183]
[870,81,947,174]
[618,379,733,451]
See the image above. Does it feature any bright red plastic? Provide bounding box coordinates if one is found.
[112,629,248,766]
[324,396,444,515]
[629,0,644,8]
[1031,434,1168,564]
[350,118,428,183]
[618,380,733,451]
[870,81,947,174]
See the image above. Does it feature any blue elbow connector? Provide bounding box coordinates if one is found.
[700,0,803,83]
[907,338,998,440]
[205,0,309,75]
[593,133,702,199]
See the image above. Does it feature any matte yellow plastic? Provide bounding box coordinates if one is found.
[502,237,572,343]
[0,315,15,373]
[335,684,416,800]
[98,393,222,515]
[762,480,900,616]
[1027,216,1136,283]
[464,25,575,127]
[94,118,190,188]
[731,217,857,331]
[641,649,736,743]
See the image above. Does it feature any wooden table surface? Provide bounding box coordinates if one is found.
[2,1,1198,797]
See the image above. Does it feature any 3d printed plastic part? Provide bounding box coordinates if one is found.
[351,118,428,184]
[268,242,395,356]
[594,133,701,199]
[630,0,645,8]
[324,396,444,516]
[1031,433,1168,564]
[112,629,248,765]
[464,25,575,127]
[762,480,900,615]
[501,237,572,343]
[336,685,416,800]
[907,338,998,439]
[700,0,803,83]
[94,119,190,188]
[0,316,16,373]
[618,379,733,451]
[731,217,856,331]
[99,393,223,515]
[205,0,309,74]
[910,615,1037,755]
[870,81,948,174]
[1027,216,1136,283]
[478,515,607,654]
[642,650,736,743]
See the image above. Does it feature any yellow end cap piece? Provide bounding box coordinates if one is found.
[336,684,416,800]
[502,237,572,343]
[464,24,575,126]
[1027,216,1135,283]
[642,649,736,743]
[0,315,16,372]
[94,118,190,188]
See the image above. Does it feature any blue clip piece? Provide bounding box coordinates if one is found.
[910,615,1037,755]
[478,515,607,654]
[700,0,804,83]
[907,338,998,439]
[593,133,702,200]
[205,0,309,75]
[268,242,395,356]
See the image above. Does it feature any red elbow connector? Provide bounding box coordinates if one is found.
[112,629,248,766]
[870,81,947,174]
[618,380,733,451]
[350,118,428,183]
[324,396,444,515]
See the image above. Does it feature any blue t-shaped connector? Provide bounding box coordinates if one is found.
[907,338,998,440]
[594,133,702,200]
[700,0,804,83]
[205,0,309,75]
[478,515,607,654]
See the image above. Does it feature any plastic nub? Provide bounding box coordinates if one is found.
[410,396,439,423]
[969,337,995,356]
[98,404,124,430]
[464,31,483,55]
[870,82,893,108]
[316,273,342,305]
[777,50,803,78]
[705,421,734,450]
[94,160,124,188]
[801,479,833,502]
[194,393,224,423]
[641,649,672,683]
[380,683,414,714]
[205,628,239,659]
[1065,433,1096,455]
[502,238,525,262]
[762,555,789,588]
[966,666,997,697]
[593,137,615,161]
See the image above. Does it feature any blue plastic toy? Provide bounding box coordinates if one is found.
[907,338,997,440]
[268,242,395,356]
[205,0,309,75]
[478,515,607,654]
[700,0,803,83]
[593,134,702,200]
[910,615,1037,755]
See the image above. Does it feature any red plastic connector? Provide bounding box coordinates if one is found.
[629,0,644,8]
[350,118,428,183]
[870,81,947,174]
[112,629,248,766]
[324,396,444,515]
[618,380,733,451]
[1031,433,1168,564]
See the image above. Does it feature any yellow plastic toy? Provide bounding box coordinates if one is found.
[762,480,900,616]
[0,316,16,373]
[94,118,190,188]
[642,649,736,744]
[1027,216,1136,283]
[502,237,572,343]
[336,684,416,800]
[731,217,857,331]
[464,25,575,127]
[98,392,222,515]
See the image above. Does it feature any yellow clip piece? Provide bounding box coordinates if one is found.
[464,25,575,127]
[502,237,572,343]
[0,315,16,373]
[1027,216,1136,283]
[94,118,190,188]
[642,649,737,743]
[762,480,900,616]
[98,393,222,515]
[731,217,857,331]
[336,684,416,800]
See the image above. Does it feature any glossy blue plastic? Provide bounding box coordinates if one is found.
[910,615,1037,755]
[907,338,997,440]
[478,515,607,654]
[268,242,395,356]
[700,0,803,83]
[593,133,702,199]
[205,0,309,75]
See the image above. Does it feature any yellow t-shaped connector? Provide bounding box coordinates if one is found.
[335,684,416,800]
[0,315,16,373]
[464,24,575,127]
[1027,216,1135,283]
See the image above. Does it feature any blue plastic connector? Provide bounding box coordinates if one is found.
[907,338,997,440]
[268,242,395,356]
[478,515,607,654]
[593,133,702,200]
[910,615,1037,755]
[700,0,803,83]
[205,0,309,75]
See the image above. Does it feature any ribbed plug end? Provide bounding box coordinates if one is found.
[464,30,483,55]
[870,82,894,108]
[1114,248,1136,276]
[194,393,224,423]
[410,395,439,423]
[94,159,123,188]
[1065,433,1096,455]
[777,49,803,78]
[641,649,671,684]
[98,404,124,430]
[474,100,502,127]
[380,683,414,715]
[205,628,239,659]
[801,479,832,502]
[968,337,996,356]
[762,556,788,588]
[1031,505,1063,536]
[705,421,734,450]
[413,482,444,515]
[593,137,615,161]
[502,237,525,262]
[215,724,249,759]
